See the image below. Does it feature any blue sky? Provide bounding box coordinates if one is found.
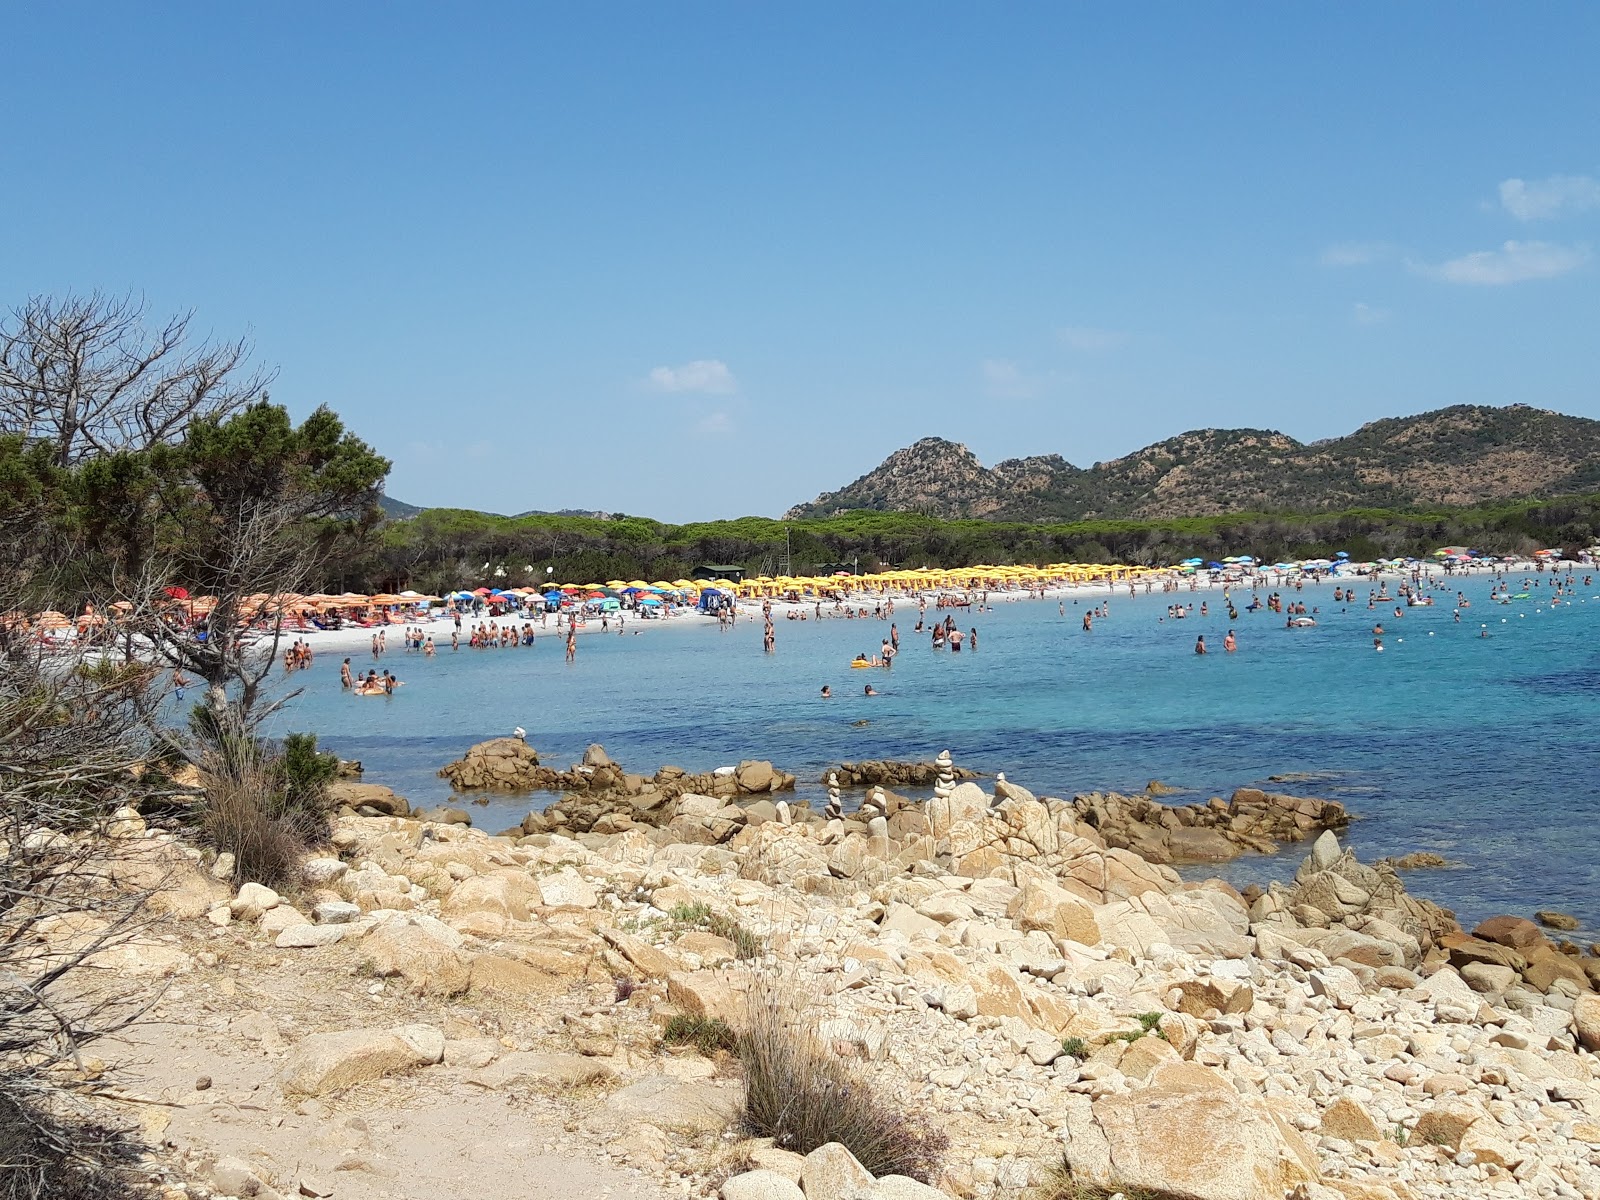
[4,5,1598,520]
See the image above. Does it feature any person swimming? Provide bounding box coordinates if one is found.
[864,684,877,696]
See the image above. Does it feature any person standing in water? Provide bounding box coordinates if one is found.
[1194,635,1207,655]
[565,627,577,663]
[1223,629,1236,653]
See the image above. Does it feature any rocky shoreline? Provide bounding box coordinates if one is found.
[68,741,1600,1200]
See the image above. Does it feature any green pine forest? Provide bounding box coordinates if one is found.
[350,493,1600,594]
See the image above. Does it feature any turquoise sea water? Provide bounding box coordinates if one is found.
[274,579,1600,931]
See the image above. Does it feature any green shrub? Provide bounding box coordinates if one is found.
[1059,1037,1088,1059]
[662,1014,737,1056]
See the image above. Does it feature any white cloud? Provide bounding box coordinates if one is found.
[1499,174,1600,221]
[1320,241,1393,268]
[1352,302,1389,325]
[1413,240,1590,286]
[646,359,737,394]
[1056,325,1129,351]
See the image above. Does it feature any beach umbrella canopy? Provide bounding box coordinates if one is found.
[1181,558,1204,566]
[1206,562,1224,570]
[638,596,662,605]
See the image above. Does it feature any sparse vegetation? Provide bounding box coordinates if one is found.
[662,1014,738,1056]
[1059,1037,1088,1059]
[196,730,336,890]
[1028,1155,1174,1200]
[739,974,947,1182]
[670,902,763,960]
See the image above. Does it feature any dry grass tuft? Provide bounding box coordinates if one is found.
[738,972,946,1182]
[200,763,323,891]
[1028,1155,1176,1200]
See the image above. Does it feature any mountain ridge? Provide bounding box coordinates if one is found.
[785,404,1600,521]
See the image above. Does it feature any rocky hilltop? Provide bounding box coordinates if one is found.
[59,742,1600,1200]
[785,404,1600,521]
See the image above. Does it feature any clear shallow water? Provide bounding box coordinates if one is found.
[270,581,1600,931]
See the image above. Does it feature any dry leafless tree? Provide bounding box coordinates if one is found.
[0,292,273,467]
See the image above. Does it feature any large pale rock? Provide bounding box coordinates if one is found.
[668,970,748,1026]
[1415,966,1480,1022]
[601,930,682,978]
[1006,880,1101,945]
[1170,977,1253,1017]
[800,1142,876,1200]
[748,1147,805,1181]
[302,857,349,886]
[258,904,310,935]
[735,760,776,793]
[1320,1096,1383,1143]
[600,1076,741,1134]
[536,867,597,908]
[275,923,360,948]
[313,900,362,925]
[927,782,990,838]
[1119,1033,1180,1080]
[1573,992,1600,1052]
[1078,1062,1318,1200]
[280,1024,444,1096]
[721,1170,804,1200]
[470,1051,616,1090]
[1410,1100,1481,1150]
[881,903,943,941]
[441,869,538,922]
[869,1178,948,1200]
[363,916,470,995]
[230,882,280,920]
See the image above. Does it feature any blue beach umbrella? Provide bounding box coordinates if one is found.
[1206,561,1224,570]
[1181,557,1204,566]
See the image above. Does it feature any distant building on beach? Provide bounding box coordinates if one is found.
[691,564,746,583]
